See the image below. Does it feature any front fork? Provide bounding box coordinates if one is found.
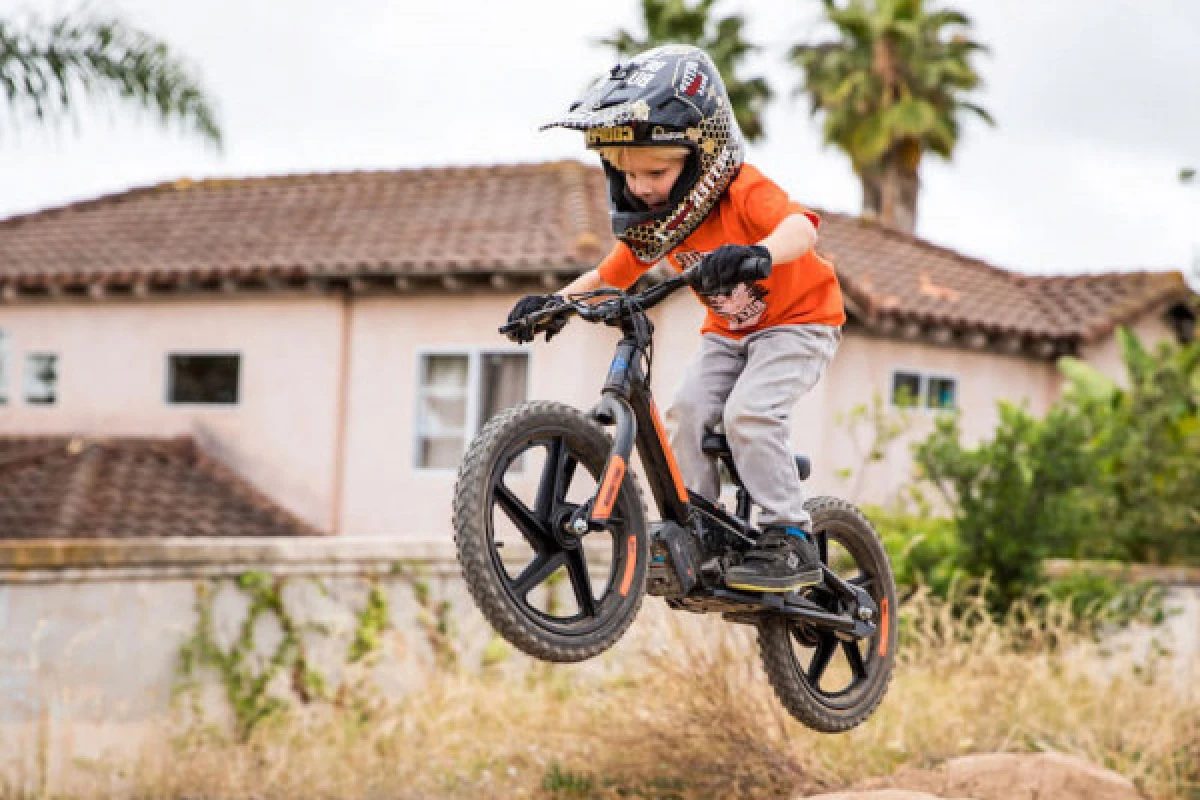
[569,337,644,535]
[569,391,636,533]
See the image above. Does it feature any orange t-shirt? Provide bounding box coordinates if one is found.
[596,163,846,339]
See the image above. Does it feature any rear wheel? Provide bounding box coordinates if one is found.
[757,496,897,733]
[453,401,648,662]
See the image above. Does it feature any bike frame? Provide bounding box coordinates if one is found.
[574,307,759,545]
[503,277,879,639]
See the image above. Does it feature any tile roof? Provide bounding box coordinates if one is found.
[0,161,1192,349]
[0,435,323,539]
[818,213,1193,342]
[0,161,611,286]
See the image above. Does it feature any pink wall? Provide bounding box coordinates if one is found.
[1076,309,1177,386]
[814,332,1058,506]
[337,293,705,538]
[2,290,1178,539]
[0,297,345,530]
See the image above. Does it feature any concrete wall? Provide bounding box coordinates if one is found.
[1,539,1196,790]
[0,538,496,784]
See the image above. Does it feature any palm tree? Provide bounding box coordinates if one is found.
[0,9,221,146]
[791,0,991,233]
[599,0,772,142]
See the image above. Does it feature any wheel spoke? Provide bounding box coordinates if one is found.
[842,639,868,681]
[807,634,836,687]
[495,483,549,550]
[560,454,578,503]
[535,437,572,519]
[850,573,875,593]
[513,551,566,599]
[564,548,597,617]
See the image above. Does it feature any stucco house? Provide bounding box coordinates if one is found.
[0,160,1195,538]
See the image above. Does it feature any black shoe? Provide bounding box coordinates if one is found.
[725,526,822,593]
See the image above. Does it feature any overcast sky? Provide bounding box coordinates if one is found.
[1,0,1198,279]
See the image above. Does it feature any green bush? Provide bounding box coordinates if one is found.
[1042,567,1168,629]
[1061,330,1200,565]
[912,402,1103,613]
[908,328,1200,613]
[864,504,961,598]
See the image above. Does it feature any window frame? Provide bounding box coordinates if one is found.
[412,346,531,473]
[888,367,959,413]
[23,351,59,406]
[0,329,9,406]
[165,351,243,407]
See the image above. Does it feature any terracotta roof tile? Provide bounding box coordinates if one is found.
[0,162,610,283]
[0,436,323,539]
[0,161,1193,345]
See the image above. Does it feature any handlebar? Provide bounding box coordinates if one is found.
[498,255,771,342]
[498,265,696,340]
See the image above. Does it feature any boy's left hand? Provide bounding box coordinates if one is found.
[694,245,772,294]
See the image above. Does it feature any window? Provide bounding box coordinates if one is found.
[890,369,957,411]
[25,353,58,405]
[415,351,529,469]
[0,331,9,405]
[926,376,957,411]
[168,354,240,404]
[891,371,921,408]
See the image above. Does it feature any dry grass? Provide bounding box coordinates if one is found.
[6,591,1198,800]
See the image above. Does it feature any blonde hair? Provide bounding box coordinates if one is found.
[595,145,690,172]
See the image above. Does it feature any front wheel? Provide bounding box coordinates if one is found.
[453,401,648,663]
[757,496,898,733]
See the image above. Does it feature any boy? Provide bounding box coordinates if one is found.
[508,45,844,592]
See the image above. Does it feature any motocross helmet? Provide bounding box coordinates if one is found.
[541,45,745,263]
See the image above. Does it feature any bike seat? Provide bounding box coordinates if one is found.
[700,431,811,481]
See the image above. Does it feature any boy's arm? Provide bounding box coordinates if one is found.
[757,213,818,265]
[555,261,664,300]
[557,268,607,297]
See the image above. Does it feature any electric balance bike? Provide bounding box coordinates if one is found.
[452,263,897,732]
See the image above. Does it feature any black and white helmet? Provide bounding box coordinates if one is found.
[542,45,745,263]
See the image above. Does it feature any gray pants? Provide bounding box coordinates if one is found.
[665,324,841,530]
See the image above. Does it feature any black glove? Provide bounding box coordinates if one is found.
[505,293,566,343]
[693,244,773,294]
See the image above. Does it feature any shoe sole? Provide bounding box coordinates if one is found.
[725,568,822,593]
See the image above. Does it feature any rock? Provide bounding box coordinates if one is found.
[801,791,967,800]
[849,752,1143,800]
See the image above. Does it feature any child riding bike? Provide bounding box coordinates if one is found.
[508,44,845,594]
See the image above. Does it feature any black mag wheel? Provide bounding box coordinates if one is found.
[757,496,898,733]
[453,401,648,662]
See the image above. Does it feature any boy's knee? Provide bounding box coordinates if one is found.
[723,398,783,440]
[666,395,698,426]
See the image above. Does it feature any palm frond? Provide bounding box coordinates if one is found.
[0,12,221,147]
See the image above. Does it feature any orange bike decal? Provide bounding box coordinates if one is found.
[649,399,690,505]
[618,534,637,596]
[593,455,627,521]
[878,597,890,657]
